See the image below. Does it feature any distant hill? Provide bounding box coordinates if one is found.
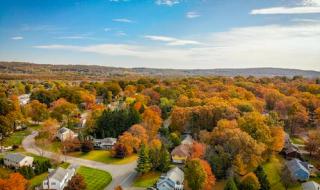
[0,61,319,80]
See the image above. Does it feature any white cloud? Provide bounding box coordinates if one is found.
[155,0,180,6]
[34,23,320,70]
[251,6,320,14]
[251,0,320,15]
[302,0,320,6]
[11,36,23,40]
[144,35,202,46]
[112,18,133,23]
[186,11,200,18]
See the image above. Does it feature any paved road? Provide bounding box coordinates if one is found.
[22,131,137,190]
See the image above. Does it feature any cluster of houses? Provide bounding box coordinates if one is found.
[281,134,320,190]
[2,152,76,190]
[150,134,193,190]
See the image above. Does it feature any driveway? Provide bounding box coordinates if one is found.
[22,131,137,190]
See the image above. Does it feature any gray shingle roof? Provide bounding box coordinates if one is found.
[48,167,71,182]
[4,153,28,163]
[302,181,320,190]
[286,159,309,179]
[166,167,184,183]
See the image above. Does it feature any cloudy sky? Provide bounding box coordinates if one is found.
[0,0,320,70]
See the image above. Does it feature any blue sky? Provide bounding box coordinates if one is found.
[0,0,320,70]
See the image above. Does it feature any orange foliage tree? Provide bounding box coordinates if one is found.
[0,173,28,190]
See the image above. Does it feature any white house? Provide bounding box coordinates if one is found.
[4,153,33,169]
[93,138,117,150]
[42,167,76,190]
[18,94,31,106]
[302,181,320,190]
[156,167,184,190]
[56,127,78,142]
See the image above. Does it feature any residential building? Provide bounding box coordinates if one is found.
[56,127,78,142]
[286,159,311,181]
[181,134,193,145]
[18,94,30,105]
[3,153,33,169]
[171,135,193,164]
[302,181,320,190]
[156,167,184,190]
[93,138,117,150]
[42,167,76,190]
[171,144,192,164]
[281,134,301,159]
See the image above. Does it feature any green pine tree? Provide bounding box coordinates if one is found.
[254,165,270,190]
[158,145,171,172]
[136,144,151,174]
[224,177,238,190]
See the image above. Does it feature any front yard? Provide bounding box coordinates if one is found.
[77,166,112,190]
[28,172,48,190]
[263,155,300,190]
[69,150,137,164]
[133,171,161,188]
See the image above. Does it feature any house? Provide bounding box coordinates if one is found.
[171,135,193,164]
[42,166,76,190]
[18,94,30,105]
[302,181,320,190]
[95,96,104,104]
[3,153,33,169]
[286,159,311,181]
[156,167,184,190]
[281,134,301,159]
[56,127,78,142]
[93,138,117,150]
[181,134,193,145]
[171,144,192,164]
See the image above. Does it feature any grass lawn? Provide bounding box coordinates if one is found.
[133,171,161,188]
[69,150,137,165]
[2,129,31,146]
[59,162,70,169]
[28,172,48,190]
[263,155,301,190]
[77,166,112,190]
[290,137,305,145]
[0,167,13,178]
[35,138,62,153]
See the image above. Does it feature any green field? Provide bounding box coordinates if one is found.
[69,150,137,164]
[290,137,305,145]
[77,166,112,190]
[133,171,161,188]
[2,129,31,146]
[28,172,48,190]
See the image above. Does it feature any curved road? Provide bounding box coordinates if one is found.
[22,131,137,190]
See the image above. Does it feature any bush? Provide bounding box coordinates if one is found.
[81,140,93,153]
[12,144,19,150]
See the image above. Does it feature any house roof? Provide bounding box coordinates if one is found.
[181,135,193,145]
[286,159,310,179]
[94,138,117,145]
[57,127,72,134]
[166,167,184,183]
[171,144,191,158]
[302,181,320,190]
[48,167,72,182]
[4,153,31,163]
